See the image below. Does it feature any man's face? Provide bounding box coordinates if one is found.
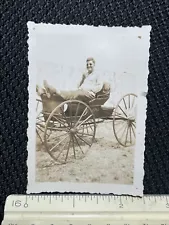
[86,60,95,73]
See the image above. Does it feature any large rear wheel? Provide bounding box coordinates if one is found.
[44,100,96,164]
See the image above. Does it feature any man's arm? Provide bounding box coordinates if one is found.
[77,73,86,89]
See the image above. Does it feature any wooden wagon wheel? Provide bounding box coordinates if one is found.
[113,93,137,147]
[44,100,96,164]
[36,98,45,145]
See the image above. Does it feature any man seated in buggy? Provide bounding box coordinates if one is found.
[36,57,112,118]
[37,57,110,102]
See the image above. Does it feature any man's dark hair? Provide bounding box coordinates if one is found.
[86,57,95,65]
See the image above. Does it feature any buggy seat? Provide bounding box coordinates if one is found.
[89,90,110,107]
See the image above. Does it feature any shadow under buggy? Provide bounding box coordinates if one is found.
[36,92,137,164]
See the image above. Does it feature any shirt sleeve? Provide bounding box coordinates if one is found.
[77,73,86,89]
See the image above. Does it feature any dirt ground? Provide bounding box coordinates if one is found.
[36,120,134,185]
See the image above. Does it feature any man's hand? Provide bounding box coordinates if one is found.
[83,90,95,100]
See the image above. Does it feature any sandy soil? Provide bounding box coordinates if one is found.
[36,120,134,185]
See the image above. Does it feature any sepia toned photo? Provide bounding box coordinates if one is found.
[27,22,151,196]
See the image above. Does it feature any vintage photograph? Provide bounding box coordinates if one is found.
[27,22,151,196]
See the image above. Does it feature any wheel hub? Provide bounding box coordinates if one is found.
[70,128,77,134]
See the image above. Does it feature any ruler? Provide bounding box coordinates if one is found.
[2,194,169,225]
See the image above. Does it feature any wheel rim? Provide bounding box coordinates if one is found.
[113,93,137,147]
[44,100,96,164]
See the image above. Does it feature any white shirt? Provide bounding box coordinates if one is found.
[79,72,102,94]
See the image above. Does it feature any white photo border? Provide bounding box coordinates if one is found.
[26,22,151,196]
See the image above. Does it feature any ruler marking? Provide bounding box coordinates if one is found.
[96,195,98,204]
[119,196,122,204]
[166,196,169,208]
[49,195,52,204]
[73,196,75,208]
[25,195,28,204]
[119,196,123,208]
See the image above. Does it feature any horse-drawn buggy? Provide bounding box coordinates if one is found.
[36,88,137,164]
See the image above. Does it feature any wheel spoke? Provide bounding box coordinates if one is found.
[115,114,128,120]
[118,105,127,117]
[74,134,84,154]
[131,95,135,108]
[88,122,94,131]
[53,115,68,128]
[65,138,71,162]
[128,95,130,108]
[48,132,67,143]
[86,123,89,134]
[55,136,69,160]
[114,119,124,126]
[77,114,92,128]
[129,125,132,143]
[119,122,128,143]
[131,124,135,137]
[71,135,76,159]
[36,124,45,133]
[75,107,88,126]
[123,98,127,109]
[115,120,126,134]
[77,131,93,137]
[125,125,129,146]
[132,122,136,128]
[76,133,92,146]
[83,122,94,132]
[46,128,53,139]
[47,126,68,132]
[69,102,73,127]
[50,135,69,152]
[36,122,45,129]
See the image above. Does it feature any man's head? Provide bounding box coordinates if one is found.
[86,57,95,74]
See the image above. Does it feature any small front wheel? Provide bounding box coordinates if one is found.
[113,93,137,147]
